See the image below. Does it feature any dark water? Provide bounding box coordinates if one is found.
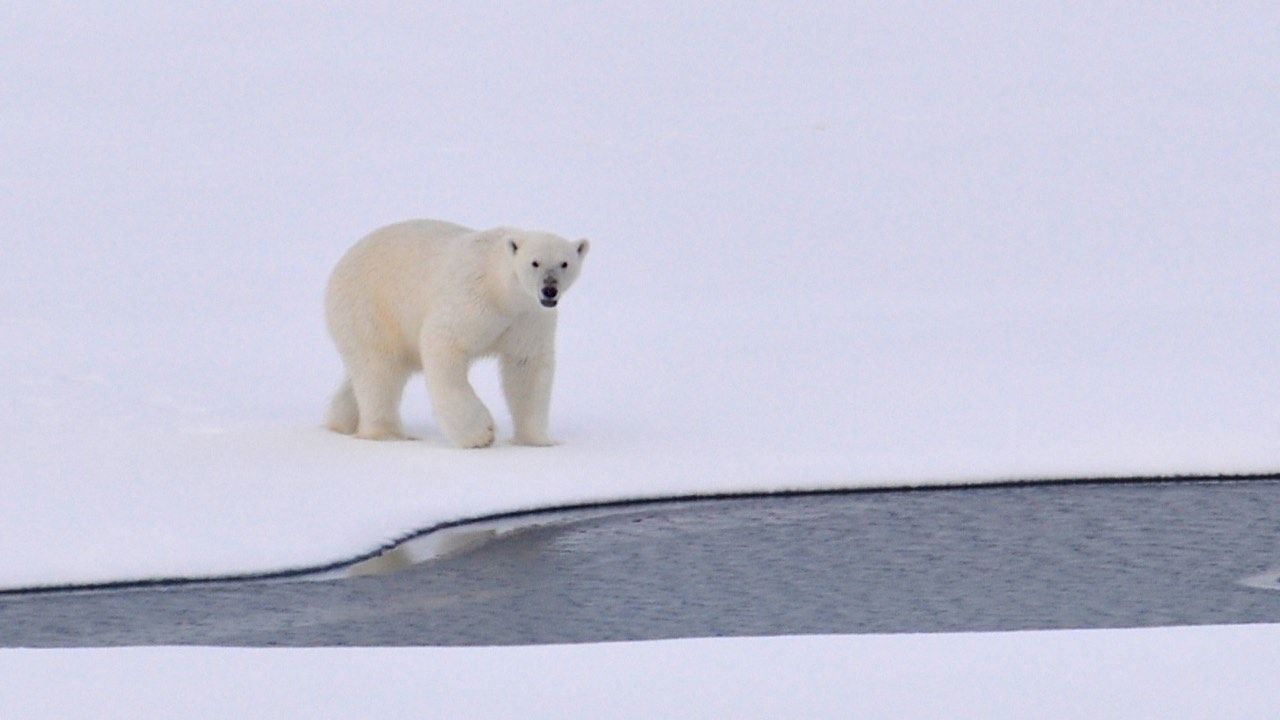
[3,480,1280,647]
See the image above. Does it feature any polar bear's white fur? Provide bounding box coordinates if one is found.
[324,219,589,448]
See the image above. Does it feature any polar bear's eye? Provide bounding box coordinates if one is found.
[531,261,539,268]
[560,262,568,269]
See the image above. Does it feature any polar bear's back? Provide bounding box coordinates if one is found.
[346,218,474,261]
[325,219,482,358]
[384,218,475,242]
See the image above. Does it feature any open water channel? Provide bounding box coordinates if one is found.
[3,479,1280,646]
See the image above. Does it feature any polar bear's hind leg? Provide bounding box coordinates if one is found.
[325,377,359,434]
[350,361,412,441]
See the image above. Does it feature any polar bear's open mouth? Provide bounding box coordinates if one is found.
[540,299,558,308]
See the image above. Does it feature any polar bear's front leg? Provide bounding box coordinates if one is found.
[422,348,495,448]
[502,352,556,446]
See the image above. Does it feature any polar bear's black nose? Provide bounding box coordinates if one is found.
[541,286,558,299]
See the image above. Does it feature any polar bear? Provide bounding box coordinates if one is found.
[324,219,589,448]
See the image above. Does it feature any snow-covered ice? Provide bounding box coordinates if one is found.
[4,625,1280,719]
[2,5,1278,588]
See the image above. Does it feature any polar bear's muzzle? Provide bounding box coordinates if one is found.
[540,285,558,308]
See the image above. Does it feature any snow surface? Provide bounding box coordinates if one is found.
[4,625,1280,719]
[3,5,1278,588]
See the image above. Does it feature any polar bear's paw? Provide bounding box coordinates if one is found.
[443,408,496,449]
[355,426,409,441]
[513,433,559,447]
[326,417,358,435]
[455,421,495,449]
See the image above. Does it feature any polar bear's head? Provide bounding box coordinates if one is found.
[505,232,590,309]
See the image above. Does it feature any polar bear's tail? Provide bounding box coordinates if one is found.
[325,377,359,434]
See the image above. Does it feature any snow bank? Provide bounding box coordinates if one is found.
[2,5,1277,588]
[4,625,1280,719]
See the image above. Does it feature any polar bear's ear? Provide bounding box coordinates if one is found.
[576,239,590,257]
[507,239,519,255]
